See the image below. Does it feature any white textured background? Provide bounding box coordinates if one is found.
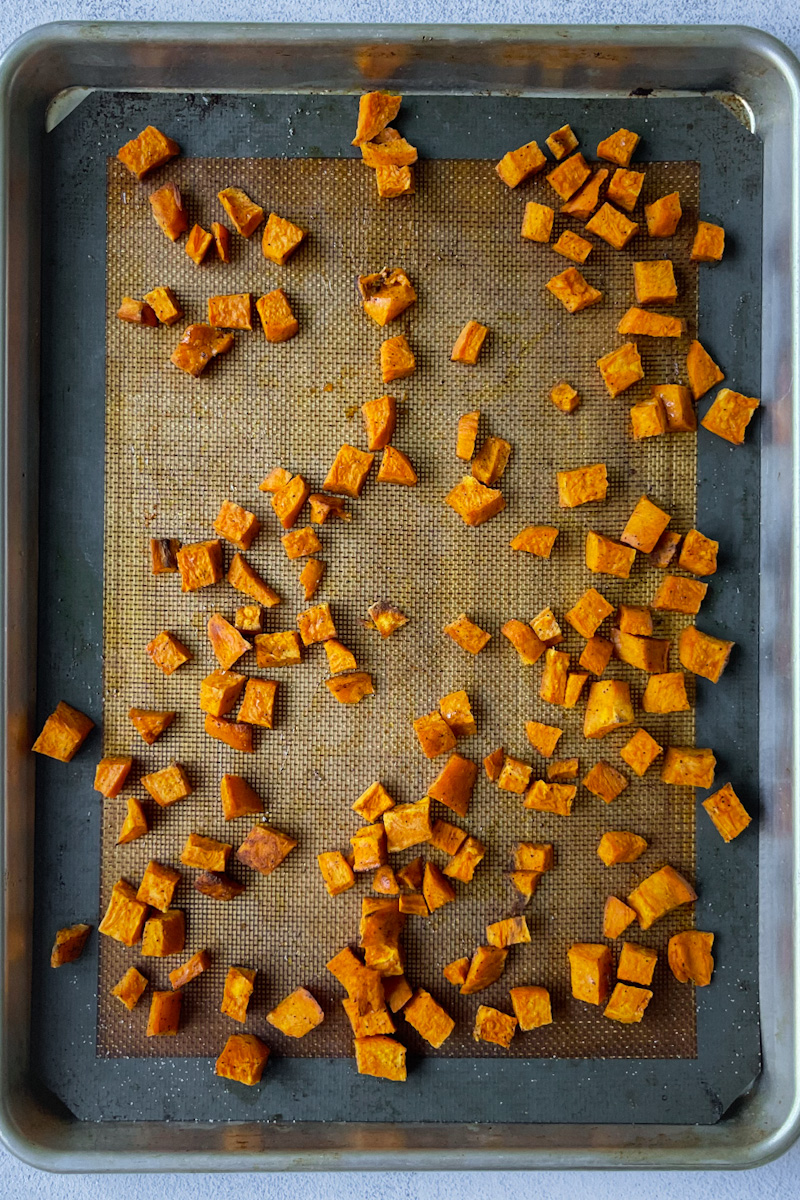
[1,1,798,1193]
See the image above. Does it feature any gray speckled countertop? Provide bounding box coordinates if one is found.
[1,2,798,1193]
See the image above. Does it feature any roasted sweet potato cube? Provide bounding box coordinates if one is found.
[510,986,552,1031]
[256,288,298,342]
[633,259,677,307]
[444,836,486,884]
[460,945,508,994]
[295,601,336,647]
[350,824,388,872]
[604,982,652,1024]
[235,605,263,634]
[691,221,725,263]
[650,529,682,569]
[377,446,418,486]
[531,605,563,641]
[553,230,592,265]
[352,91,402,144]
[443,613,492,655]
[267,987,324,1038]
[557,462,608,507]
[206,713,254,752]
[596,342,643,397]
[484,747,505,781]
[412,710,456,760]
[456,411,480,460]
[630,395,668,439]
[585,531,636,580]
[398,893,429,917]
[146,630,191,676]
[450,319,489,365]
[146,990,182,1036]
[308,493,350,525]
[375,163,414,198]
[621,495,671,554]
[266,476,309,533]
[524,780,576,815]
[661,745,716,788]
[628,865,697,929]
[645,191,682,237]
[199,670,247,718]
[50,923,91,968]
[702,782,751,843]
[597,128,639,167]
[498,755,534,794]
[169,949,211,991]
[94,754,132,798]
[117,125,179,178]
[360,394,397,452]
[171,324,234,376]
[668,931,715,986]
[208,293,252,330]
[473,1004,518,1048]
[437,690,475,739]
[128,707,175,745]
[32,701,94,762]
[546,123,578,160]
[653,384,696,432]
[211,221,231,261]
[617,605,653,637]
[326,672,374,704]
[237,824,297,876]
[547,152,591,201]
[521,201,555,243]
[564,672,589,708]
[566,588,614,639]
[227,555,280,608]
[472,437,511,486]
[345,1000,394,1040]
[117,796,148,845]
[617,942,657,987]
[181,832,231,873]
[546,759,578,782]
[618,307,685,338]
[141,763,192,809]
[326,946,385,1014]
[561,167,608,218]
[142,908,185,957]
[653,575,707,615]
[580,635,613,676]
[262,212,307,265]
[150,537,181,573]
[317,850,356,896]
[176,539,223,592]
[185,223,213,266]
[384,798,432,852]
[144,285,183,325]
[679,625,734,683]
[598,831,647,866]
[221,966,256,1023]
[539,648,570,705]
[586,203,638,250]
[486,916,530,948]
[323,444,374,499]
[701,387,760,445]
[421,863,457,914]
[445,475,506,526]
[218,186,264,237]
[219,774,263,821]
[430,819,467,856]
[610,629,670,674]
[215,1033,269,1084]
[583,761,628,804]
[675,529,718,577]
[443,957,470,987]
[380,333,415,383]
[360,897,406,974]
[193,871,245,901]
[358,267,416,326]
[525,721,563,758]
[642,672,690,714]
[568,943,612,1005]
[496,139,547,187]
[373,865,399,895]
[584,680,634,739]
[546,267,602,313]
[550,380,580,412]
[686,339,724,400]
[607,168,645,213]
[383,975,413,1013]
[208,613,251,670]
[235,679,277,730]
[354,1035,406,1080]
[352,782,394,823]
[281,526,322,561]
[428,752,478,817]
[501,620,546,666]
[119,288,163,324]
[111,966,148,1010]
[620,728,663,777]
[603,896,637,939]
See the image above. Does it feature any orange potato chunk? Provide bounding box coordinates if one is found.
[607,168,645,213]
[361,394,397,451]
[32,701,94,761]
[236,824,297,876]
[650,530,681,569]
[498,755,533,794]
[443,835,486,884]
[525,720,563,758]
[354,1035,406,1081]
[565,587,614,638]
[144,284,183,325]
[557,462,608,508]
[484,747,505,781]
[456,410,480,460]
[360,896,406,974]
[618,942,658,986]
[496,139,547,187]
[398,894,428,917]
[564,672,589,708]
[634,259,677,306]
[620,728,663,777]
[459,945,508,994]
[111,966,148,1010]
[194,871,244,902]
[207,613,251,670]
[325,672,374,705]
[531,605,564,644]
[472,436,511,485]
[621,494,671,553]
[176,538,223,590]
[261,211,307,265]
[228,552,281,606]
[375,163,414,198]
[299,558,325,601]
[661,746,716,788]
[451,320,489,364]
[352,91,402,144]
[645,191,682,237]
[211,221,231,261]
[146,990,182,1037]
[579,635,613,676]
[701,387,760,445]
[218,186,264,237]
[546,759,578,782]
[546,152,591,201]
[553,230,592,264]
[561,168,608,218]
[221,966,256,1023]
[383,975,413,1014]
[583,761,628,804]
[117,125,179,178]
[512,876,545,902]
[679,625,734,683]
[597,830,647,866]
[668,931,715,986]
[171,324,234,376]
[116,796,148,845]
[539,647,570,705]
[443,957,470,987]
[254,630,303,670]
[611,629,670,674]
[702,782,752,843]
[691,221,725,263]
[545,267,602,313]
[350,824,388,872]
[220,774,264,821]
[94,754,133,798]
[521,201,555,243]
[510,986,552,1030]
[486,916,530,948]
[256,288,298,342]
[604,982,652,1024]
[317,850,356,896]
[141,762,192,808]
[430,819,467,856]
[149,537,180,573]
[141,909,185,958]
[439,689,476,737]
[585,531,636,579]
[603,896,637,939]
[549,380,580,413]
[185,223,213,266]
[381,334,415,383]
[653,384,696,432]
[583,680,634,739]
[384,797,433,852]
[444,612,491,654]
[128,707,175,745]
[199,669,247,717]
[586,203,638,250]
[630,394,667,439]
[618,307,685,338]
[50,923,91,968]
[628,864,697,929]
[353,781,395,823]
[270,474,310,530]
[281,526,322,560]
[146,630,191,676]
[428,752,478,817]
[308,493,350,524]
[324,444,374,498]
[215,1034,269,1085]
[510,525,559,559]
[358,267,416,326]
[297,601,337,646]
[523,780,576,815]
[677,529,718,576]
[267,987,324,1038]
[378,446,418,486]
[181,832,232,872]
[652,574,707,615]
[445,475,506,525]
[686,339,724,400]
[596,341,643,397]
[568,943,612,1005]
[546,123,578,160]
[642,672,690,714]
[404,988,455,1048]
[618,605,653,636]
[597,128,640,167]
[373,865,399,895]
[208,293,252,330]
[169,949,211,991]
[473,1005,518,1048]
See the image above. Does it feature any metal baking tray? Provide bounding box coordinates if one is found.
[1,20,798,1171]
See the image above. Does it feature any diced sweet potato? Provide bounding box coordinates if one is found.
[381,334,415,383]
[686,339,724,401]
[144,285,183,325]
[701,387,760,445]
[460,945,508,994]
[375,160,415,198]
[269,475,310,531]
[583,680,634,739]
[546,152,591,201]
[267,987,324,1037]
[117,125,179,178]
[221,966,256,1023]
[344,994,394,1035]
[531,607,563,645]
[564,672,589,708]
[546,759,578,782]
[501,619,546,666]
[444,613,491,655]
[237,679,278,729]
[169,949,211,991]
[565,587,614,638]
[50,923,91,968]
[597,128,639,167]
[437,690,476,739]
[360,897,406,975]
[652,575,707,615]
[237,824,297,875]
[399,893,429,917]
[211,221,230,261]
[472,437,511,486]
[204,714,254,752]
[256,288,298,342]
[181,832,231,873]
[661,745,716,788]
[579,636,613,676]
[617,942,657,987]
[199,670,247,718]
[384,798,432,853]
[142,908,185,957]
[255,632,302,669]
[702,782,751,843]
[525,721,563,758]
[377,446,418,486]
[553,230,593,265]
[611,628,669,674]
[318,850,356,896]
[586,203,638,250]
[32,701,94,762]
[430,819,467,856]
[496,139,547,187]
[350,824,388,872]
[561,168,608,219]
[353,781,395,823]
[540,648,570,705]
[642,672,690,714]
[633,259,677,307]
[628,864,697,929]
[597,830,647,866]
[509,868,541,896]
[630,394,668,439]
[546,267,602,313]
[679,625,734,683]
[218,186,264,237]
[208,613,252,670]
[443,957,470,987]
[358,267,416,326]
[483,747,505,781]
[171,323,236,376]
[281,526,322,560]
[403,988,455,1048]
[583,761,628,804]
[473,1005,518,1048]
[557,462,608,507]
[326,672,374,704]
[352,91,402,144]
[603,896,636,939]
[150,537,181,573]
[94,755,132,798]
[428,752,478,816]
[645,192,682,237]
[607,168,645,213]
[652,384,696,432]
[146,630,191,677]
[208,292,252,330]
[620,728,663,777]
[233,602,263,633]
[185,223,213,266]
[691,221,725,263]
[323,639,356,676]
[650,529,682,568]
[146,990,182,1036]
[261,211,307,265]
[521,201,555,243]
[111,966,148,1010]
[176,539,223,591]
[445,475,506,526]
[412,710,457,760]
[596,341,643,397]
[361,394,397,451]
[373,865,399,895]
[117,796,148,845]
[550,381,580,412]
[296,601,337,646]
[327,946,385,1014]
[546,123,578,160]
[568,943,612,1005]
[668,931,715,986]
[215,1034,269,1085]
[510,986,552,1030]
[194,871,245,901]
[486,915,530,948]
[141,763,192,808]
[585,531,636,580]
[128,707,175,745]
[443,836,486,884]
[323,444,374,499]
[383,975,413,1013]
[621,495,671,554]
[618,307,685,338]
[523,780,576,815]
[354,1035,406,1081]
[498,755,534,794]
[677,529,718,577]
[617,605,653,636]
[228,553,281,607]
[451,320,489,364]
[604,982,652,1024]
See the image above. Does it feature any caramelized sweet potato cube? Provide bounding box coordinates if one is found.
[610,629,670,674]
[532,606,563,646]
[308,493,350,525]
[650,529,682,568]
[412,710,456,760]
[524,780,576,815]
[352,91,402,144]
[472,437,511,485]
[237,824,297,876]
[350,824,388,872]
[456,410,480,460]
[297,601,337,646]
[181,832,231,873]
[220,774,263,821]
[111,966,148,1010]
[522,200,555,242]
[450,319,489,365]
[146,990,182,1037]
[579,635,613,676]
[267,987,324,1038]
[326,672,374,704]
[176,539,223,591]
[550,380,580,412]
[375,163,414,198]
[358,267,416,326]
[50,923,91,968]
[553,230,592,265]
[630,394,668,439]
[384,797,432,852]
[604,982,652,1024]
[117,796,148,845]
[460,945,508,994]
[262,211,307,265]
[150,537,181,573]
[618,605,653,636]
[208,293,252,330]
[373,865,399,895]
[94,755,132,798]
[171,323,234,375]
[281,526,322,560]
[702,782,751,843]
[607,167,645,213]
[546,758,578,782]
[354,1035,406,1080]
[510,870,541,899]
[144,285,183,325]
[583,761,628,804]
[653,575,707,615]
[621,495,671,553]
[353,781,395,823]
[668,931,715,986]
[253,630,301,669]
[603,896,637,939]
[218,187,264,237]
[645,191,682,238]
[540,648,570,705]
[596,341,643,397]
[484,747,505,781]
[597,128,639,167]
[642,672,690,714]
[687,339,724,400]
[428,752,478,816]
[620,728,663,777]
[617,942,657,987]
[701,387,760,445]
[546,123,578,160]
[634,259,677,306]
[383,975,413,1013]
[679,625,734,684]
[473,1005,518,1048]
[557,462,608,507]
[430,818,467,856]
[585,531,636,579]
[652,384,696,432]
[546,267,602,313]
[398,893,429,917]
[323,444,374,498]
[566,587,614,639]
[444,613,491,655]
[361,394,397,451]
[117,125,179,178]
[677,528,718,577]
[185,223,213,266]
[228,552,281,606]
[618,307,685,338]
[422,863,456,913]
[236,605,263,634]
[327,946,385,1014]
[33,701,94,762]
[317,850,356,896]
[561,167,608,219]
[525,720,563,758]
[141,762,192,808]
[628,864,697,929]
[256,288,298,342]
[142,908,185,957]
[381,334,415,383]
[211,221,231,262]
[496,139,547,187]
[269,474,310,531]
[128,707,175,745]
[498,755,533,794]
[169,949,211,991]
[564,672,589,708]
[438,690,476,739]
[598,831,647,866]
[444,836,486,884]
[215,1033,270,1084]
[583,680,634,739]
[360,897,406,974]
[208,613,251,670]
[691,221,725,263]
[502,620,546,665]
[221,966,256,1023]
[547,152,591,201]
[568,943,612,1005]
[510,986,552,1030]
[445,475,506,526]
[199,670,247,718]
[236,679,278,729]
[586,203,638,250]
[146,630,191,676]
[193,871,245,901]
[443,957,470,987]
[661,745,716,788]
[486,916,530,948]
[377,446,418,486]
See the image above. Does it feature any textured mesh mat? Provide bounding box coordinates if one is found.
[101,154,698,1060]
